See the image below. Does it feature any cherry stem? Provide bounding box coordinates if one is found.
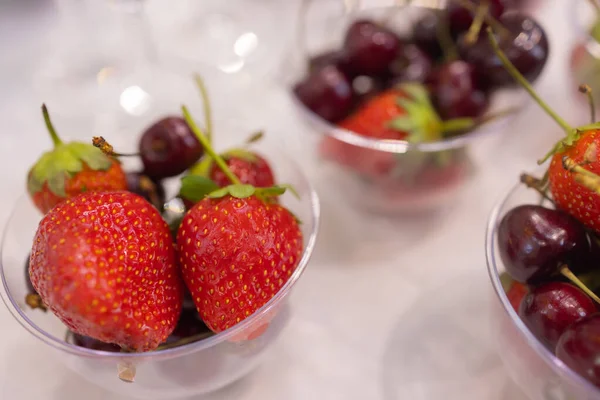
[563,155,600,194]
[437,13,459,62]
[520,173,555,204]
[92,137,139,157]
[560,265,600,305]
[486,28,574,134]
[193,74,213,145]
[41,104,63,147]
[464,1,489,45]
[245,131,264,145]
[181,106,242,186]
[579,84,596,123]
[456,0,511,38]
[441,107,518,136]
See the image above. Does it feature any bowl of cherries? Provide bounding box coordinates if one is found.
[0,71,319,400]
[291,0,549,213]
[485,26,600,400]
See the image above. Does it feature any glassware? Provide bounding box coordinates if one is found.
[0,64,320,400]
[485,171,600,400]
[285,1,534,214]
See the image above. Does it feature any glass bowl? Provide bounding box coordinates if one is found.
[286,2,541,214]
[485,171,600,400]
[0,64,320,400]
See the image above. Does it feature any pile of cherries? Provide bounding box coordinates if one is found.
[294,0,549,126]
[498,202,600,387]
[25,115,215,350]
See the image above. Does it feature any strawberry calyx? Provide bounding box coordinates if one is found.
[27,105,113,197]
[386,83,490,143]
[180,105,299,205]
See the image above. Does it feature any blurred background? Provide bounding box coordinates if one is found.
[0,0,594,399]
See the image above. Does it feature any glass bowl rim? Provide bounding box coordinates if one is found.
[484,171,600,395]
[0,180,321,360]
[290,3,533,155]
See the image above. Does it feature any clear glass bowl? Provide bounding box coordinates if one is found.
[286,2,537,214]
[485,173,600,400]
[0,64,320,400]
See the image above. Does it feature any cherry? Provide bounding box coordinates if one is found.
[126,172,166,211]
[519,282,596,350]
[429,60,488,119]
[210,153,275,188]
[448,0,506,35]
[556,315,600,388]
[164,307,211,344]
[412,11,444,60]
[498,205,591,284]
[72,333,121,352]
[343,19,401,76]
[459,12,549,89]
[139,117,204,180]
[309,51,352,77]
[387,43,433,85]
[294,65,354,123]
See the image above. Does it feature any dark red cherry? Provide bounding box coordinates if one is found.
[458,12,549,89]
[498,205,591,284]
[72,333,121,352]
[309,51,352,77]
[429,60,488,119]
[412,11,444,60]
[126,172,166,211]
[165,307,211,344]
[294,65,354,123]
[343,19,401,76]
[556,315,600,388]
[448,0,506,35]
[519,282,596,350]
[139,117,204,180]
[387,44,433,85]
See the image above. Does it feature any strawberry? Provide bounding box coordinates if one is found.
[176,106,304,334]
[29,191,183,351]
[323,83,478,180]
[548,130,600,232]
[28,105,127,214]
[177,195,302,333]
[500,272,529,312]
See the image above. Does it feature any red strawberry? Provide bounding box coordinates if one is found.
[548,130,600,232]
[176,105,304,335]
[506,281,529,312]
[177,195,303,333]
[28,105,127,215]
[29,191,183,351]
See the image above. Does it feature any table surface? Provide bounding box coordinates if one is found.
[0,1,588,399]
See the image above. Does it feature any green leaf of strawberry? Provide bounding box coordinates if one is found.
[179,175,220,202]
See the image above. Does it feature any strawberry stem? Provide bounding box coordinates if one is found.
[181,105,242,186]
[464,1,489,46]
[41,104,63,147]
[486,28,574,134]
[25,293,47,311]
[560,265,600,305]
[579,84,596,123]
[193,74,213,145]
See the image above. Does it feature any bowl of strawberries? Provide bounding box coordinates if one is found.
[290,0,549,213]
[485,22,600,400]
[0,66,320,399]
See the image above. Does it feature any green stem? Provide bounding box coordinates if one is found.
[437,13,458,62]
[441,118,475,134]
[181,106,242,185]
[560,265,600,305]
[41,104,63,147]
[194,74,213,144]
[464,1,489,45]
[456,0,511,38]
[579,84,596,123]
[486,28,574,133]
